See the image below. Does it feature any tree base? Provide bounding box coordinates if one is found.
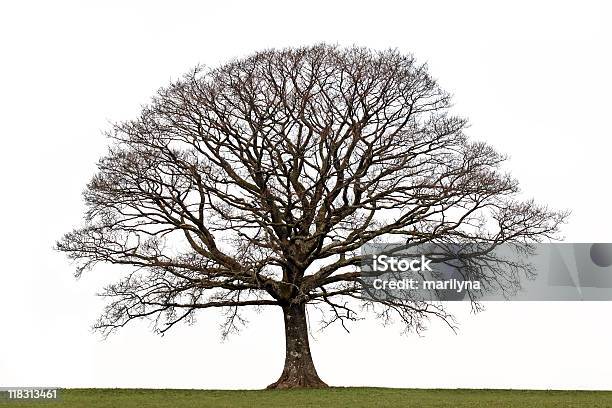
[266,373,328,389]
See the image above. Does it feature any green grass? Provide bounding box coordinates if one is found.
[2,388,612,407]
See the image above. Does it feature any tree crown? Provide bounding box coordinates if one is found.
[57,44,567,336]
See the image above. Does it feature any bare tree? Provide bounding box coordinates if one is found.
[57,44,567,388]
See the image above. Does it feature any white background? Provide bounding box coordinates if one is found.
[1,0,612,390]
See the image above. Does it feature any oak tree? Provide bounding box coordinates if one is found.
[57,44,566,388]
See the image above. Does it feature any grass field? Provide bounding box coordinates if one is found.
[2,388,612,407]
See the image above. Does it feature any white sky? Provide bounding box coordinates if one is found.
[1,0,612,390]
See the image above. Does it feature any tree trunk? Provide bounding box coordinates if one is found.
[267,303,328,389]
